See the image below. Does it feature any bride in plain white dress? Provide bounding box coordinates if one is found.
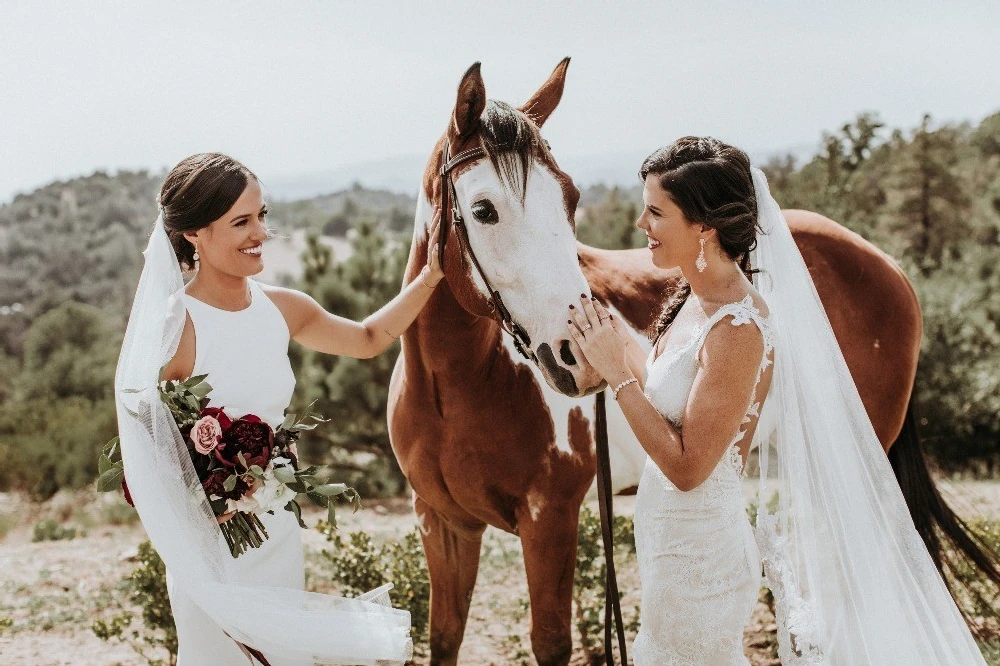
[128,152,445,664]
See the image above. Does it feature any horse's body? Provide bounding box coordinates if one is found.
[388,61,995,665]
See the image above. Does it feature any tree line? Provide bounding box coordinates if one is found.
[1,109,997,499]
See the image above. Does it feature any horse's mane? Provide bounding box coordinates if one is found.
[479,100,542,203]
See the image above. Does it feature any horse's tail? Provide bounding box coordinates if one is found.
[889,393,1000,632]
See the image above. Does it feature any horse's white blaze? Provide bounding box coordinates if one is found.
[501,334,579,456]
[453,160,590,359]
[502,326,647,495]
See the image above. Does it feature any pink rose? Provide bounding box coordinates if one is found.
[191,415,223,455]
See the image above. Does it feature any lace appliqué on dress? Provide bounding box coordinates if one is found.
[755,512,827,665]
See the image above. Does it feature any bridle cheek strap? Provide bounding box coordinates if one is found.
[437,140,537,363]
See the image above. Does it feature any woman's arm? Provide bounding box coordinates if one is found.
[269,209,444,359]
[570,296,763,491]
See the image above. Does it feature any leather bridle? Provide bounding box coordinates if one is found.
[436,138,627,665]
[437,140,537,363]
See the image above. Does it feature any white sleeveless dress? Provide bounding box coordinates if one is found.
[633,294,775,666]
[166,279,308,666]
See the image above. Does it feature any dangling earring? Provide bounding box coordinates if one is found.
[192,250,200,262]
[696,237,708,273]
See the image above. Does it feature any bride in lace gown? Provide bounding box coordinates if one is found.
[570,137,986,665]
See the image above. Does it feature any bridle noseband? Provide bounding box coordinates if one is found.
[437,140,537,363]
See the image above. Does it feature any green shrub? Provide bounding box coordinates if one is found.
[574,506,639,663]
[31,518,80,542]
[948,518,1000,620]
[92,540,177,666]
[318,523,430,651]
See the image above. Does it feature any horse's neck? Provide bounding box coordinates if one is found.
[403,268,501,377]
[579,244,679,331]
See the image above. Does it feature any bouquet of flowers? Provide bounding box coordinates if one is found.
[98,374,360,557]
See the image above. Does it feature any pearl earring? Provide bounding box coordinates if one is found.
[696,237,708,273]
[192,250,200,262]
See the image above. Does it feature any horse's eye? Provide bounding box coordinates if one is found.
[471,199,499,225]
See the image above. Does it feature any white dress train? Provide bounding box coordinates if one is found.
[167,280,309,666]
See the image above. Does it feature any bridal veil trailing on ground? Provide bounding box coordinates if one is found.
[114,216,412,665]
[748,167,985,664]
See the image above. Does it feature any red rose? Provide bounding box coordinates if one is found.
[121,476,134,507]
[214,415,273,471]
[200,406,232,432]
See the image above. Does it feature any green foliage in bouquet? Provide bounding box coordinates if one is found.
[98,374,362,557]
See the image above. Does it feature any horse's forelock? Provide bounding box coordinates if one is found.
[480,100,541,203]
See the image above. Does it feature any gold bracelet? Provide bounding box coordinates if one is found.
[420,270,438,290]
[611,377,638,400]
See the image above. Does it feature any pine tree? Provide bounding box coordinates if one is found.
[292,217,410,496]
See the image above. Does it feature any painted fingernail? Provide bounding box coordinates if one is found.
[580,293,586,298]
[569,304,575,309]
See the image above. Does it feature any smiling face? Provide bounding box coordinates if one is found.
[183,179,269,278]
[636,175,703,271]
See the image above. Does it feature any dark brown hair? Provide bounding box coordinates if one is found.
[159,153,258,269]
[639,136,760,342]
[480,100,543,201]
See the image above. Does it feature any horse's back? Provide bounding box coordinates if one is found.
[784,210,921,447]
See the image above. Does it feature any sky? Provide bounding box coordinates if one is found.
[1,1,998,202]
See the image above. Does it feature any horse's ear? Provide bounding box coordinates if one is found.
[519,57,570,127]
[452,62,486,138]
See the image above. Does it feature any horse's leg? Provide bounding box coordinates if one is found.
[414,494,485,666]
[518,504,579,666]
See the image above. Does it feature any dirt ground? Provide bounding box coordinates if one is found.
[1,481,997,666]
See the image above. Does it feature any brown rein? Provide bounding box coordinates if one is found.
[437,140,626,662]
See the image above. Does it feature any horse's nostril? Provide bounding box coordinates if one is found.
[559,340,577,366]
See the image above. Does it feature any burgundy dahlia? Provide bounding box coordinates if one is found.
[215,415,273,471]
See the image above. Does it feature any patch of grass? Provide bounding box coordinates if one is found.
[979,639,1000,665]
[0,511,16,540]
[31,518,82,542]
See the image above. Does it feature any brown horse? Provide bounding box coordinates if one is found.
[389,60,998,665]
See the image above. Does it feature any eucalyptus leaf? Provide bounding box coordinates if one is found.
[313,483,348,497]
[223,474,237,493]
[273,466,297,484]
[96,467,124,492]
[286,500,306,529]
[189,380,213,398]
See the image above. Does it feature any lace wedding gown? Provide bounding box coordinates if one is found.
[166,279,309,666]
[633,294,775,666]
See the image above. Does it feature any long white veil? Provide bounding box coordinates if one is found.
[115,216,412,664]
[748,168,986,664]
